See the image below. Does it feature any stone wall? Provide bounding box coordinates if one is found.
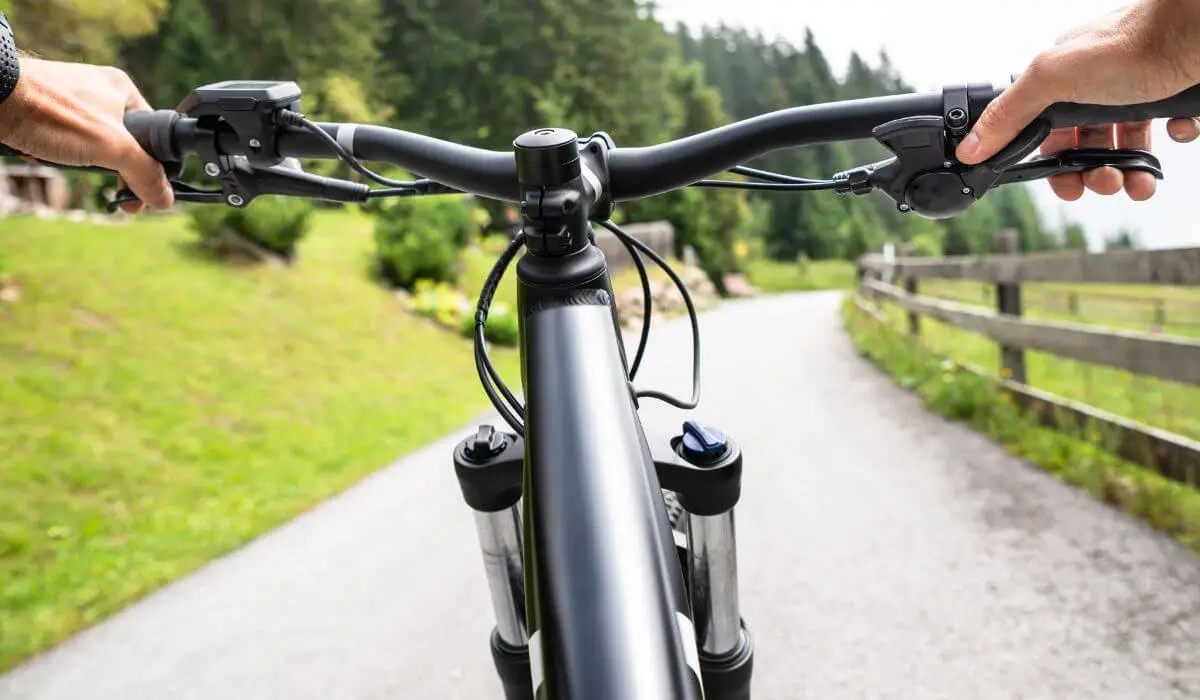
[592,221,675,272]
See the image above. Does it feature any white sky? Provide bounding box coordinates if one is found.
[651,0,1200,251]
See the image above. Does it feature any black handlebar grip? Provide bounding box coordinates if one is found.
[1043,84,1200,129]
[124,109,183,163]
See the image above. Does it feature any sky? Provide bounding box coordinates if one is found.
[651,0,1200,251]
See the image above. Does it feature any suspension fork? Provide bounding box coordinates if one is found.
[452,422,754,700]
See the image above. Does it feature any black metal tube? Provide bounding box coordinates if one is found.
[606,90,946,201]
[157,80,1200,208]
[518,277,702,700]
[203,121,521,202]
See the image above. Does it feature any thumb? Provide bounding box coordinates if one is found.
[956,71,1055,164]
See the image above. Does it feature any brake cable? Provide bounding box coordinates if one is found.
[598,220,702,411]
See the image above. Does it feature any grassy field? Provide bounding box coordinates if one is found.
[876,279,1200,441]
[744,258,856,293]
[843,298,1200,554]
[0,209,521,671]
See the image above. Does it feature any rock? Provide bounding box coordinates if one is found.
[0,280,20,303]
[723,274,759,298]
[658,283,684,314]
[682,245,699,267]
[618,286,646,317]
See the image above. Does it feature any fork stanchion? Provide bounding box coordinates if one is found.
[453,426,532,699]
[657,422,754,700]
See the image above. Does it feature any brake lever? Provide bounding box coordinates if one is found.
[107,159,373,213]
[994,148,1163,186]
[842,106,1167,219]
[106,181,224,213]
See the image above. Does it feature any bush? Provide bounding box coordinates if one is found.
[409,279,519,347]
[908,232,944,258]
[187,196,314,260]
[371,194,476,290]
[411,279,472,328]
[460,302,520,347]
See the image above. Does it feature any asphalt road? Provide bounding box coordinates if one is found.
[2,291,1198,699]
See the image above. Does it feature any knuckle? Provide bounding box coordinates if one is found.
[105,65,133,86]
[1023,52,1058,84]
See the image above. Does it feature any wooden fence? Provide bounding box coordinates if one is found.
[856,229,1200,487]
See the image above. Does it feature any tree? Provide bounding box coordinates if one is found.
[1105,228,1141,251]
[122,0,388,116]
[622,60,750,291]
[9,0,167,63]
[1062,221,1089,251]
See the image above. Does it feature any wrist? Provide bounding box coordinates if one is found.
[1146,0,1200,84]
[0,11,20,109]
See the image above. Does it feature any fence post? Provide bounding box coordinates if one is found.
[900,244,919,337]
[994,228,1026,384]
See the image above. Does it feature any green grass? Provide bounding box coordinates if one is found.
[842,298,1200,554]
[744,258,856,293]
[0,209,520,670]
[891,280,1200,441]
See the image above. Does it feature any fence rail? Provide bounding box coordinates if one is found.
[860,245,1200,286]
[856,229,1200,487]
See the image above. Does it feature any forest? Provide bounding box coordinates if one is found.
[4,0,1098,278]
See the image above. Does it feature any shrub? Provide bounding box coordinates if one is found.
[371,194,476,289]
[187,196,314,260]
[409,279,519,347]
[908,232,944,258]
[411,279,471,328]
[460,302,520,347]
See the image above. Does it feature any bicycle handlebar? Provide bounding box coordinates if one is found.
[10,80,1200,208]
[121,81,1200,204]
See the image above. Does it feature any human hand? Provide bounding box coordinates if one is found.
[955,0,1200,202]
[0,57,173,213]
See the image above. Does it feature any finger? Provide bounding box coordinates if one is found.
[126,90,152,115]
[1039,127,1084,200]
[115,175,145,215]
[1076,124,1123,195]
[116,144,174,210]
[1116,121,1156,201]
[1049,174,1086,201]
[1167,117,1200,143]
[956,61,1056,164]
[1039,127,1077,156]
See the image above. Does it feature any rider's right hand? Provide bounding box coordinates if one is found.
[956,0,1200,203]
[0,57,174,213]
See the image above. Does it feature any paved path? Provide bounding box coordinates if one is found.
[2,291,1199,699]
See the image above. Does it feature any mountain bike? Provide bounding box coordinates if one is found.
[7,77,1198,699]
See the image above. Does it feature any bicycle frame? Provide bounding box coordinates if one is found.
[450,128,751,699]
